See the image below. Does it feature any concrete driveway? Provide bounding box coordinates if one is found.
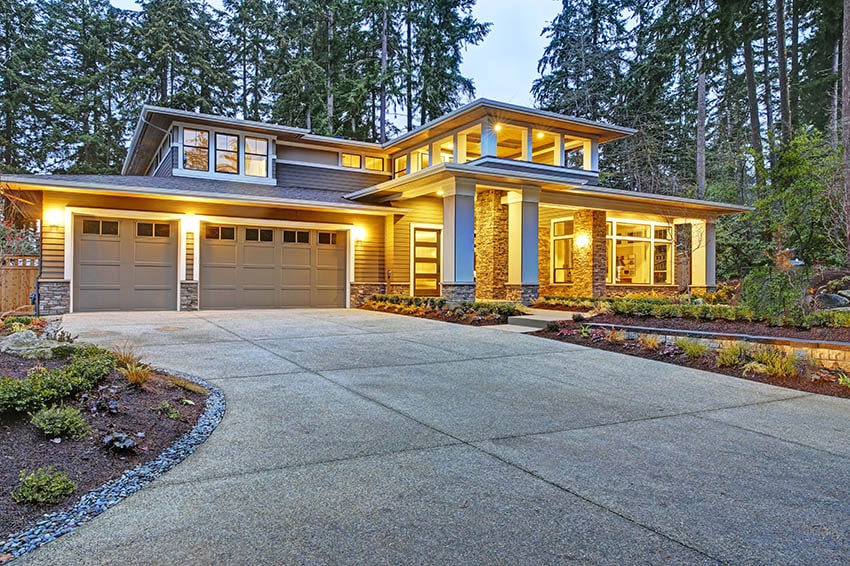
[18,309,850,565]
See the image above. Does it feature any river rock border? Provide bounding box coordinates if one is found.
[0,369,226,560]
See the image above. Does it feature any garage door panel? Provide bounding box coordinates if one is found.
[281,247,311,266]
[202,289,237,309]
[243,245,275,264]
[204,243,237,264]
[242,289,278,307]
[74,217,176,312]
[281,268,310,286]
[281,290,311,307]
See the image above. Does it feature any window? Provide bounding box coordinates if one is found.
[245,137,268,177]
[394,155,407,178]
[245,228,273,242]
[607,219,673,285]
[341,153,362,168]
[365,156,384,171]
[137,222,171,238]
[318,232,337,245]
[183,128,209,171]
[205,225,236,240]
[283,230,309,244]
[551,220,574,284]
[215,133,239,174]
[82,219,119,235]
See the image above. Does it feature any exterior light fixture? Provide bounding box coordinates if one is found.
[436,190,445,196]
[352,226,366,242]
[493,124,503,132]
[536,131,544,139]
[574,233,590,249]
[44,208,64,227]
[182,214,200,232]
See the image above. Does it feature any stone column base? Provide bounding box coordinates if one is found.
[440,283,476,303]
[37,280,70,315]
[387,283,412,297]
[180,281,199,311]
[350,283,387,307]
[505,284,540,305]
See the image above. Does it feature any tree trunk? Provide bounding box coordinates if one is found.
[790,0,799,119]
[744,38,764,182]
[406,0,413,131]
[832,37,841,149]
[696,0,706,199]
[326,9,334,135]
[379,5,388,143]
[776,0,791,145]
[841,0,850,266]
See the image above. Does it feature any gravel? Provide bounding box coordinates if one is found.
[0,369,225,560]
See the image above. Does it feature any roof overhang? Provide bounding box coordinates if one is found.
[382,99,638,154]
[3,176,405,216]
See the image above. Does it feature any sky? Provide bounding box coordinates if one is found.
[108,0,560,107]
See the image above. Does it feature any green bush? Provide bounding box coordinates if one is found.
[715,342,750,367]
[4,316,34,328]
[741,266,808,322]
[457,301,521,316]
[0,346,116,414]
[30,405,91,439]
[675,337,710,358]
[12,467,76,505]
[367,294,447,309]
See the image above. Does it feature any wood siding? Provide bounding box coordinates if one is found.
[275,163,390,192]
[388,197,443,285]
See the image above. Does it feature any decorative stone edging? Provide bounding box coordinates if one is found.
[0,369,226,560]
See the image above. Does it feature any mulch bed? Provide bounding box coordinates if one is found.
[361,304,508,325]
[548,312,850,343]
[533,322,850,399]
[0,355,207,538]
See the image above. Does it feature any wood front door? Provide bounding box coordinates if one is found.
[413,228,441,297]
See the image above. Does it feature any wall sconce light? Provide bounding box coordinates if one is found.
[436,189,445,197]
[574,233,590,249]
[493,123,503,132]
[352,226,366,242]
[44,208,64,227]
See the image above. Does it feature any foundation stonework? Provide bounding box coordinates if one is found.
[179,281,199,311]
[387,283,412,296]
[505,284,540,305]
[349,283,387,306]
[474,189,508,300]
[572,209,607,297]
[37,280,70,315]
[441,283,476,303]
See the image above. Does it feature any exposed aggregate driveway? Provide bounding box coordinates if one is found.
[18,309,850,565]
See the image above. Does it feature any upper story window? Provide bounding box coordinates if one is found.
[341,153,362,168]
[245,137,268,177]
[365,156,384,171]
[215,133,239,174]
[394,155,407,178]
[183,128,209,171]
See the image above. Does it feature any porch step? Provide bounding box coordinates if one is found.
[508,309,580,330]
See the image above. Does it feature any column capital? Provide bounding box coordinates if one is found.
[505,185,541,204]
[441,177,476,198]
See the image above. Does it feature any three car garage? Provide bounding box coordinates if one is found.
[72,216,348,312]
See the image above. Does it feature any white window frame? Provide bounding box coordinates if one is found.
[606,218,674,285]
[173,121,276,185]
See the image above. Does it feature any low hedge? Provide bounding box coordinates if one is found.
[365,295,522,317]
[0,346,116,414]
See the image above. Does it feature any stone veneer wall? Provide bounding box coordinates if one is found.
[387,283,412,296]
[38,280,70,315]
[350,283,387,306]
[572,209,607,297]
[180,281,199,311]
[505,284,539,305]
[474,189,508,300]
[441,283,476,303]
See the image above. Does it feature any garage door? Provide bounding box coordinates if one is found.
[199,224,346,309]
[74,217,178,311]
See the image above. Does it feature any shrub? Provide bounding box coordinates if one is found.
[741,266,808,321]
[603,328,626,343]
[4,316,33,328]
[30,405,91,439]
[638,334,662,350]
[0,346,116,414]
[102,431,136,451]
[838,373,850,389]
[111,341,142,369]
[458,301,521,317]
[750,347,800,378]
[715,342,750,368]
[675,337,710,358]
[12,467,76,505]
[157,400,182,420]
[119,363,152,387]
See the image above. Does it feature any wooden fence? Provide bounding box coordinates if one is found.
[0,256,38,314]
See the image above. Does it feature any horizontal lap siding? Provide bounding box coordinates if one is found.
[276,163,390,192]
[390,197,443,285]
[41,224,65,279]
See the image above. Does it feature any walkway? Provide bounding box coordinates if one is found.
[18,309,850,564]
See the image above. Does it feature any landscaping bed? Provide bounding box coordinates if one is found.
[0,336,209,544]
[361,295,522,325]
[534,322,850,400]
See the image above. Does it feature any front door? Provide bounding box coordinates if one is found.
[413,228,440,297]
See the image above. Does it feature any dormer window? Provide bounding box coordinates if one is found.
[215,133,239,174]
[245,137,268,177]
[341,153,362,168]
[365,156,384,171]
[183,128,209,171]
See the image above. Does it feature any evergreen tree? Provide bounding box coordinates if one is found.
[223,0,277,121]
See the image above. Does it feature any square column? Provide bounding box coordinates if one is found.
[506,186,540,304]
[441,178,476,302]
[573,209,607,297]
[690,219,716,291]
[582,138,599,171]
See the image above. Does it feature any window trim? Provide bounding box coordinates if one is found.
[341,152,363,169]
[182,127,210,172]
[606,218,674,285]
[214,132,240,175]
[173,122,275,184]
[550,218,574,285]
[244,136,269,178]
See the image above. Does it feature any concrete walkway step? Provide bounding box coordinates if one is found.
[509,308,578,329]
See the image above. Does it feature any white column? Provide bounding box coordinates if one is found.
[521,127,531,162]
[690,219,714,288]
[480,120,498,157]
[456,133,467,164]
[705,220,716,288]
[583,138,599,171]
[507,186,541,285]
[442,178,476,284]
[553,134,564,167]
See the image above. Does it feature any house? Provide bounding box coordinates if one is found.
[2,99,748,314]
